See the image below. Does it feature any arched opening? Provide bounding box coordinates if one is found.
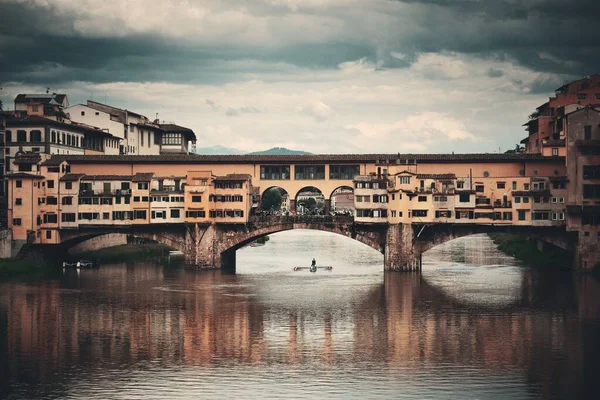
[330,186,354,216]
[259,186,289,215]
[295,186,325,215]
[236,229,384,274]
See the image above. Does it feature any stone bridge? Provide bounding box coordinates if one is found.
[56,216,575,272]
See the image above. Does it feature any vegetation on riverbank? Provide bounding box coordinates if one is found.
[76,243,174,264]
[488,233,572,269]
[0,257,56,280]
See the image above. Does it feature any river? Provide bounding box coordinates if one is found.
[1,231,600,399]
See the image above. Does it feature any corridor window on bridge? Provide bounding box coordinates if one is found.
[260,165,290,180]
[330,165,359,180]
[294,165,325,180]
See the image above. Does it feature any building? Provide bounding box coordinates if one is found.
[522,75,600,155]
[14,93,69,121]
[66,101,196,155]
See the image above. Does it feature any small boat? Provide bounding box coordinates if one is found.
[293,265,333,272]
[62,260,97,269]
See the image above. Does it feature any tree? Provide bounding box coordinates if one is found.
[0,99,3,111]
[262,188,283,210]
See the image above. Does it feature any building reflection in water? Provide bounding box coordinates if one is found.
[1,235,600,399]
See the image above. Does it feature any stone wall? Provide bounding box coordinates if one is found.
[0,229,12,259]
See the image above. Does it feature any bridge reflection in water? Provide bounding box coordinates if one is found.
[1,234,600,399]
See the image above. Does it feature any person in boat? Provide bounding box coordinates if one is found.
[311,258,316,267]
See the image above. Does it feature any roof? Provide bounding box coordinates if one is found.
[81,175,133,181]
[416,173,456,180]
[13,152,41,164]
[543,139,565,147]
[59,173,86,182]
[14,93,67,105]
[5,114,116,137]
[159,123,197,140]
[38,153,564,166]
[6,172,44,179]
[213,173,252,181]
[132,173,155,182]
[86,100,144,118]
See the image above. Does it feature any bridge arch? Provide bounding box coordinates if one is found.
[217,218,387,265]
[295,186,325,214]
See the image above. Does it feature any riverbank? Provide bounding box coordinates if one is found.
[488,233,572,269]
[76,243,174,264]
[0,257,55,280]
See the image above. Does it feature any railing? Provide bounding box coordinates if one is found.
[249,215,355,224]
[79,189,132,196]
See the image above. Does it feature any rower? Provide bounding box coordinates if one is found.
[311,258,316,267]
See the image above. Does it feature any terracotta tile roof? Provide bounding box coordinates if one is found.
[213,173,252,181]
[59,173,86,182]
[132,173,155,182]
[38,153,563,166]
[6,172,44,179]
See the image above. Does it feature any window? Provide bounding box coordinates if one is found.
[141,130,144,146]
[475,185,484,193]
[134,196,140,202]
[15,198,22,206]
[137,182,148,190]
[585,125,592,140]
[12,218,22,226]
[459,193,470,203]
[134,210,147,220]
[524,183,530,190]
[95,111,100,116]
[418,196,427,202]
[583,166,600,179]
[46,196,58,205]
[552,197,558,204]
[260,165,290,180]
[103,182,111,193]
[399,176,411,185]
[434,196,448,202]
[523,196,529,203]
[515,196,521,203]
[497,182,505,189]
[103,213,110,220]
[435,210,452,218]
[329,165,360,180]
[170,209,181,218]
[43,214,58,224]
[295,165,325,180]
[61,213,76,222]
[16,130,26,142]
[518,210,526,221]
[457,181,464,189]
[47,180,55,189]
[65,182,72,190]
[5,130,11,142]
[413,210,428,217]
[81,111,85,116]
[61,196,73,205]
[552,148,558,156]
[503,212,512,220]
[583,184,600,199]
[186,211,206,218]
[559,197,564,203]
[161,133,182,145]
[30,130,42,142]
[577,93,587,100]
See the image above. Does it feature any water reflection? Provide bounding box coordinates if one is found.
[1,232,600,399]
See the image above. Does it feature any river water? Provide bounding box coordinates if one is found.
[1,231,600,399]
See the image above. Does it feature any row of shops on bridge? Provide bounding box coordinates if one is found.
[4,151,573,246]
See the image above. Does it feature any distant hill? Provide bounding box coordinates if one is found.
[194,145,246,155]
[247,147,313,155]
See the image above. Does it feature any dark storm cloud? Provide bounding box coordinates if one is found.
[0,0,598,88]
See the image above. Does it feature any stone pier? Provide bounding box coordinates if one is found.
[384,224,422,272]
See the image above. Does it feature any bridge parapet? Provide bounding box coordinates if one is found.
[248,215,355,226]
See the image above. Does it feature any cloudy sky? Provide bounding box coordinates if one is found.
[0,0,598,154]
